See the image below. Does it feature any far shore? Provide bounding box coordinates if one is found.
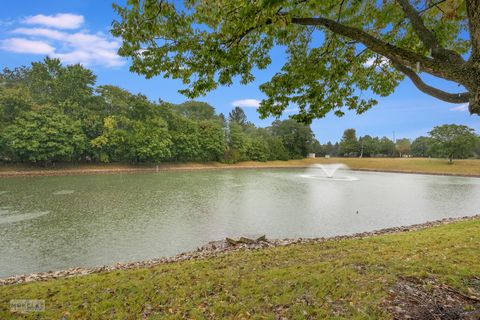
[0,157,479,178]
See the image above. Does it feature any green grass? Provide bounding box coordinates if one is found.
[1,219,479,319]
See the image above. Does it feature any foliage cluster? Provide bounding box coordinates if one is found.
[315,126,478,163]
[0,58,318,165]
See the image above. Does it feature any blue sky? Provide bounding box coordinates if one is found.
[0,0,478,143]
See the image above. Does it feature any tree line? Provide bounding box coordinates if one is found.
[0,58,318,165]
[316,127,480,163]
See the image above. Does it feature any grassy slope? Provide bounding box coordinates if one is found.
[1,157,480,177]
[1,219,479,319]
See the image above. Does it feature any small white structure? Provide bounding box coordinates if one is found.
[307,153,316,158]
[325,155,331,159]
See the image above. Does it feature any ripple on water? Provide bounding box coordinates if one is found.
[0,211,49,225]
[0,208,14,216]
[53,190,75,195]
[299,174,359,181]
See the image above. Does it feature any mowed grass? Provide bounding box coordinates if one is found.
[235,157,480,176]
[1,219,479,319]
[1,157,479,177]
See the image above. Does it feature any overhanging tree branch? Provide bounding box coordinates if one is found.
[392,62,470,103]
[466,0,480,62]
[418,0,447,14]
[290,16,462,83]
[396,0,464,64]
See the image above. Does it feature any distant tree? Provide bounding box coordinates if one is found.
[377,137,395,156]
[475,136,480,158]
[0,66,29,88]
[225,122,248,163]
[310,140,324,156]
[270,119,315,158]
[218,113,227,127]
[411,136,432,157]
[0,87,33,124]
[428,124,477,164]
[166,114,200,162]
[395,138,411,157]
[197,120,226,161]
[91,115,171,163]
[97,85,135,117]
[358,135,378,157]
[127,118,172,162]
[245,136,270,162]
[339,129,359,156]
[228,107,248,128]
[2,108,86,165]
[323,142,335,157]
[27,57,96,108]
[176,101,216,120]
[266,136,289,160]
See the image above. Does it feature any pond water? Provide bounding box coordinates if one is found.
[0,168,479,277]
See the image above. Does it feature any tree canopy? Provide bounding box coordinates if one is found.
[428,124,477,163]
[112,0,480,123]
[0,58,319,165]
[228,107,249,128]
[411,136,432,157]
[2,107,86,165]
[339,128,359,156]
[395,138,412,157]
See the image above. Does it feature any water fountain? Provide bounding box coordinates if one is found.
[301,163,358,181]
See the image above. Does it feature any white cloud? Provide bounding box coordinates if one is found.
[450,103,469,112]
[13,27,65,40]
[23,13,84,29]
[0,38,54,54]
[6,24,125,68]
[232,99,261,108]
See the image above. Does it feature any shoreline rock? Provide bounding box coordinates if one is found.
[1,214,479,286]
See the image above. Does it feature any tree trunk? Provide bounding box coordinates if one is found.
[469,87,480,114]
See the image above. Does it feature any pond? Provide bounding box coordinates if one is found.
[0,167,479,277]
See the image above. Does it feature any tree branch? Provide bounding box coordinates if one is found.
[466,0,480,62]
[290,16,462,83]
[337,0,346,22]
[395,0,464,64]
[392,62,470,103]
[419,0,446,15]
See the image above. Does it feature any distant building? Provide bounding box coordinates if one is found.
[307,153,316,158]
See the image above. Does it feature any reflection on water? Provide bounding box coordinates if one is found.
[0,169,479,277]
[52,190,75,195]
[0,210,49,225]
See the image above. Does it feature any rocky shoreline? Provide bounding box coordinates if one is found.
[1,215,479,286]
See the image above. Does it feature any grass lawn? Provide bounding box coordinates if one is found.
[1,218,479,319]
[1,157,479,177]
